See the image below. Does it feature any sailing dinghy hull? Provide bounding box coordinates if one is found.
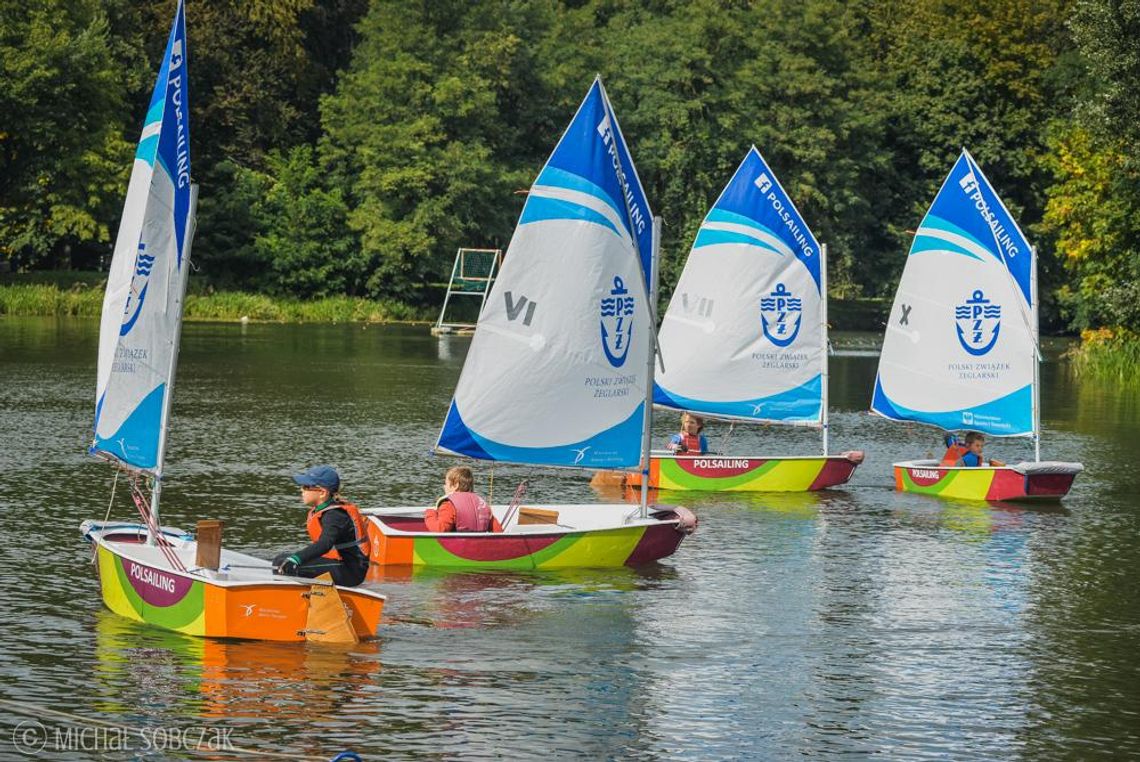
[82,522,385,641]
[893,460,1083,501]
[597,452,864,492]
[362,504,694,569]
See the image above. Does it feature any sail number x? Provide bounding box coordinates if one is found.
[899,304,912,326]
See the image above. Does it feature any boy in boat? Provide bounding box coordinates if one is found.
[952,431,1005,468]
[425,466,503,533]
[666,412,708,455]
[273,465,370,586]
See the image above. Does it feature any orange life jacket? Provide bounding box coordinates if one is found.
[306,501,371,561]
[679,433,704,454]
[438,492,493,532]
[940,445,968,466]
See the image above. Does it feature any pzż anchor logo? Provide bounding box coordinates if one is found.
[120,242,155,337]
[955,289,1001,356]
[760,283,802,347]
[600,276,635,368]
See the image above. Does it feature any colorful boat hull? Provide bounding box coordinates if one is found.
[894,460,1083,501]
[599,452,864,492]
[88,528,385,642]
[363,505,692,569]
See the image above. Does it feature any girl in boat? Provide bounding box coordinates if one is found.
[426,466,503,533]
[666,413,709,455]
[274,465,371,585]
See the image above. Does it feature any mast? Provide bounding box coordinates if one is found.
[1031,244,1041,462]
[149,183,198,541]
[639,216,662,518]
[820,242,829,456]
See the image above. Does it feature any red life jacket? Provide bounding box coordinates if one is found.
[940,445,968,466]
[306,501,371,561]
[678,433,704,454]
[439,491,493,532]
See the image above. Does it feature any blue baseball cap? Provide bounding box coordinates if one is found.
[292,465,340,491]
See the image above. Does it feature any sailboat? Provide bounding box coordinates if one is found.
[597,147,863,492]
[79,0,385,641]
[870,148,1083,501]
[361,77,697,568]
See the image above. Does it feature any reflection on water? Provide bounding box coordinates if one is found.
[2,318,1139,758]
[94,611,383,717]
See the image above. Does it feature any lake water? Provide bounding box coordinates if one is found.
[1,317,1137,760]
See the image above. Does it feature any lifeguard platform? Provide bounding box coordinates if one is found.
[432,247,503,336]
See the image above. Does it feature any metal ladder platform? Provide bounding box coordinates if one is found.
[431,248,503,336]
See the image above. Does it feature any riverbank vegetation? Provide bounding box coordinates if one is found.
[1068,329,1140,384]
[1,0,1136,354]
[0,275,883,329]
[0,282,428,323]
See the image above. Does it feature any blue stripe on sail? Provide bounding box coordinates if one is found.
[925,152,1032,306]
[693,227,783,255]
[910,232,983,261]
[871,375,1032,436]
[708,148,822,291]
[911,214,986,261]
[536,166,627,231]
[654,375,823,424]
[90,383,167,470]
[541,78,653,287]
[438,401,646,468]
[144,99,165,126]
[436,401,493,460]
[155,0,190,268]
[705,207,767,235]
[135,135,160,166]
[920,214,984,247]
[93,391,107,437]
[518,195,621,238]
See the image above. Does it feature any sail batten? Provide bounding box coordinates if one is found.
[435,77,654,470]
[91,0,191,473]
[871,150,1035,437]
[655,147,825,426]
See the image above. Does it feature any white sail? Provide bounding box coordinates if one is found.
[92,0,192,472]
[436,77,654,469]
[871,149,1035,436]
[655,147,824,425]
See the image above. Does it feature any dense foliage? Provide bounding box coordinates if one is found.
[1042,0,1140,333]
[1,0,1135,332]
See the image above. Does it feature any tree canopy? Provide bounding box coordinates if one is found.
[1,0,1135,333]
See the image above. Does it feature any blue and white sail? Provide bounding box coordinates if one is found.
[92,0,193,472]
[436,77,653,468]
[871,149,1035,436]
[655,147,824,425]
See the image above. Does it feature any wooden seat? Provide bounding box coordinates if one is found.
[517,507,559,525]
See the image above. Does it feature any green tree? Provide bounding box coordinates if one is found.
[543,0,892,297]
[1042,0,1140,332]
[191,159,267,291]
[0,0,133,269]
[251,145,357,298]
[1044,129,1140,330]
[321,0,551,300]
[859,0,1074,303]
[152,0,367,287]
